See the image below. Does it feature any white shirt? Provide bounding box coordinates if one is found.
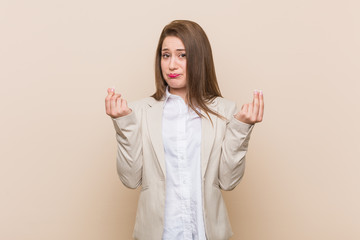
[162,88,206,240]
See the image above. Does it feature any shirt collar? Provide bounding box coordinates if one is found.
[164,86,171,102]
[164,87,203,117]
[164,86,183,103]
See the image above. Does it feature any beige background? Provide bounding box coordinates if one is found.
[1,0,359,239]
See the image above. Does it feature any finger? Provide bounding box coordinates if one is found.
[248,100,253,116]
[107,87,114,94]
[242,103,249,113]
[119,98,132,116]
[120,98,128,109]
[258,90,264,121]
[110,94,121,114]
[106,88,115,98]
[252,90,260,119]
[118,98,125,114]
[117,97,122,112]
[105,88,115,113]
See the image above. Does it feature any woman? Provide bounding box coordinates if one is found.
[105,20,264,240]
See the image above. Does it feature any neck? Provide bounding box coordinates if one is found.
[169,87,187,103]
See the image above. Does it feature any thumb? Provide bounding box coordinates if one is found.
[107,87,115,94]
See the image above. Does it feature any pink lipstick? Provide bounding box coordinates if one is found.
[168,74,180,78]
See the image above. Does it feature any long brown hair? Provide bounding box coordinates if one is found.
[152,20,224,120]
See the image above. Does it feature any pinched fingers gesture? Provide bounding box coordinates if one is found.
[105,88,132,118]
[235,90,264,125]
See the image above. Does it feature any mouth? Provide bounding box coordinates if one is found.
[168,74,180,78]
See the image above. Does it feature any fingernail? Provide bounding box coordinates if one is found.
[259,90,263,95]
[110,88,115,92]
[254,89,258,94]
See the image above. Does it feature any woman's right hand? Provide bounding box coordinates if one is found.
[105,88,132,118]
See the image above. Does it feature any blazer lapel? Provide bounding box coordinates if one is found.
[146,99,166,178]
[145,97,219,179]
[201,99,218,178]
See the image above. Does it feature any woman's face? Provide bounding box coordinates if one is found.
[161,36,187,96]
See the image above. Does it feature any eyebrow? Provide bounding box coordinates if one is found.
[161,48,186,51]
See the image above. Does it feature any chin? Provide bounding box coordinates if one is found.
[168,84,186,90]
[166,80,186,89]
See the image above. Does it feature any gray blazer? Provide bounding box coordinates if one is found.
[112,96,254,240]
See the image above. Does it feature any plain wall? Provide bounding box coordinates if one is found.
[1,0,359,239]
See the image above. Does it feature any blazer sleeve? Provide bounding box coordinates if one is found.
[219,102,255,191]
[111,104,143,189]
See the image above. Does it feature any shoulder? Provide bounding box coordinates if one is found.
[128,97,159,111]
[214,97,236,108]
[213,97,237,116]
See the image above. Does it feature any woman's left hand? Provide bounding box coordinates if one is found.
[234,90,264,125]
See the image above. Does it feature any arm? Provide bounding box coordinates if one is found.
[112,110,143,189]
[218,105,254,191]
[105,88,143,189]
[219,90,264,190]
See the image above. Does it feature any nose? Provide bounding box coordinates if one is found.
[169,56,178,70]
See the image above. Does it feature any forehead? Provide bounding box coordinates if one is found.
[162,36,185,50]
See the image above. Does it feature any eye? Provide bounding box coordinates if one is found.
[179,53,186,58]
[162,53,170,59]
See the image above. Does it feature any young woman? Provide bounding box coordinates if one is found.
[105,20,264,240]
